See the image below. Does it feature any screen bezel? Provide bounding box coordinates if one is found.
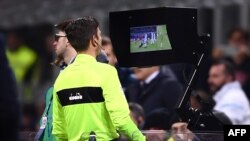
[110,7,200,67]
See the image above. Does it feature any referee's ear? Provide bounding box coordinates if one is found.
[66,38,71,47]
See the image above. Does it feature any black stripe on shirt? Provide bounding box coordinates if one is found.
[57,87,104,106]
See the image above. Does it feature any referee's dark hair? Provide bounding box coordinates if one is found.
[65,16,99,52]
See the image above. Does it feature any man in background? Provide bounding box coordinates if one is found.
[208,60,250,124]
[36,20,77,141]
[129,102,145,129]
[126,66,183,116]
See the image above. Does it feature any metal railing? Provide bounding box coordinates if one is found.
[19,130,224,141]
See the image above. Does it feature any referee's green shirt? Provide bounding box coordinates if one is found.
[52,54,145,141]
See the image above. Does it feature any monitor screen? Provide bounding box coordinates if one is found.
[130,25,172,53]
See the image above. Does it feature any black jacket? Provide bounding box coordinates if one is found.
[125,71,183,115]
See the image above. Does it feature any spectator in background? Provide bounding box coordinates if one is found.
[212,28,249,63]
[0,32,20,141]
[6,29,38,83]
[35,20,77,141]
[5,29,38,103]
[170,122,197,141]
[212,28,250,97]
[143,108,172,130]
[143,108,171,141]
[229,29,250,100]
[228,28,249,48]
[125,66,183,118]
[226,28,250,69]
[208,60,250,124]
[101,36,117,66]
[118,102,145,141]
[129,102,145,129]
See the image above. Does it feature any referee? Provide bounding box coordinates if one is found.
[52,17,145,141]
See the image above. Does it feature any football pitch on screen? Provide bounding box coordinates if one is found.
[130,25,172,53]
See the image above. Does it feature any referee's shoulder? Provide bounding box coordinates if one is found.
[96,62,117,72]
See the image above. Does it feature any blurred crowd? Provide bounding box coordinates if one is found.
[1,24,57,132]
[1,18,250,140]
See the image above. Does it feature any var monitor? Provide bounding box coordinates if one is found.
[109,7,202,67]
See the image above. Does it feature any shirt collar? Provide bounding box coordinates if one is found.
[144,70,160,84]
[59,56,76,70]
[68,56,76,65]
[75,54,97,63]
